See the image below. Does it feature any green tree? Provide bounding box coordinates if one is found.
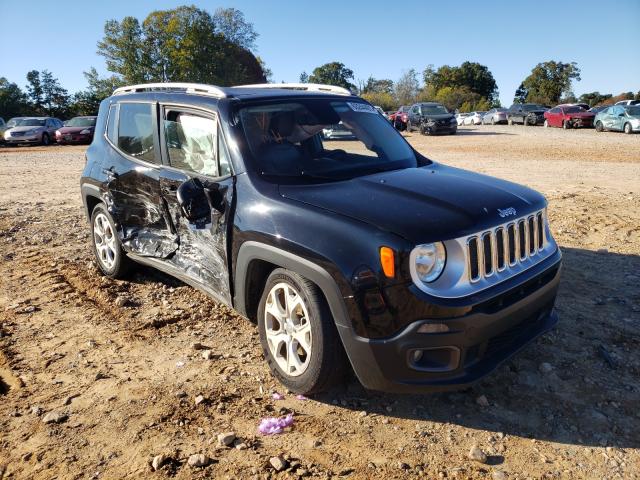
[395,69,419,106]
[213,7,258,51]
[97,6,266,86]
[578,91,612,107]
[0,78,30,118]
[360,91,395,111]
[299,71,309,83]
[516,61,581,105]
[308,62,355,91]
[361,77,394,95]
[71,68,125,115]
[26,70,44,114]
[423,62,498,103]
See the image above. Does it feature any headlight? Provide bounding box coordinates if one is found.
[413,242,446,283]
[80,129,91,134]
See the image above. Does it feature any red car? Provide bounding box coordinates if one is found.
[389,105,410,130]
[543,105,595,129]
[55,116,97,144]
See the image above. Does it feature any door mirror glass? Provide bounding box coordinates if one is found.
[176,178,210,222]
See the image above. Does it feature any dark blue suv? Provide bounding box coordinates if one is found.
[81,82,562,394]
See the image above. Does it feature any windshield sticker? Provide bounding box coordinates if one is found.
[347,102,377,114]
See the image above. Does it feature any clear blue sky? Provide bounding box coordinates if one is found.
[1,0,638,106]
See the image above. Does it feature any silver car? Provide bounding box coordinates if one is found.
[3,117,63,146]
[482,108,508,125]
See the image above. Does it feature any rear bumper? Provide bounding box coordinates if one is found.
[338,254,561,393]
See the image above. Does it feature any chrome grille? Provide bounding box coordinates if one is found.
[467,210,547,282]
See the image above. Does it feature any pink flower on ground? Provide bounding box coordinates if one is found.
[258,414,294,435]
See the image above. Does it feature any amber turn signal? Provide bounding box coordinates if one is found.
[379,246,395,278]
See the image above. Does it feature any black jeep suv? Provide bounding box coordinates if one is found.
[81,82,562,394]
[507,103,548,126]
[406,102,457,135]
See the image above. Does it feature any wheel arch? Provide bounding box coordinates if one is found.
[81,184,104,221]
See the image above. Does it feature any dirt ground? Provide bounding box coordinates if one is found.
[0,124,639,480]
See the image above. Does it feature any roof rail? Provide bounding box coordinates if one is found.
[234,83,352,96]
[112,82,226,98]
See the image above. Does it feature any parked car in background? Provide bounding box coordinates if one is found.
[482,108,508,125]
[462,111,486,125]
[595,105,640,134]
[543,105,595,129]
[614,100,640,106]
[455,113,469,126]
[507,104,547,126]
[589,105,608,115]
[3,117,63,145]
[373,106,388,120]
[406,102,457,135]
[322,122,356,140]
[390,105,410,130]
[0,117,5,144]
[55,116,97,144]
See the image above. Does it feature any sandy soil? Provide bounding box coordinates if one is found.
[0,125,639,479]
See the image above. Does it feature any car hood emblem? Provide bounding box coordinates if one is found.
[497,207,517,218]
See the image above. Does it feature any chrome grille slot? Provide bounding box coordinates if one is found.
[518,219,526,260]
[536,212,544,249]
[468,237,480,281]
[466,210,548,282]
[482,233,493,276]
[496,227,506,271]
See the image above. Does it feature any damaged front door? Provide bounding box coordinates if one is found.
[104,102,178,258]
[158,106,235,305]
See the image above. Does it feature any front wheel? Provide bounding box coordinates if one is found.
[41,133,50,146]
[595,121,604,132]
[258,269,347,394]
[624,122,633,134]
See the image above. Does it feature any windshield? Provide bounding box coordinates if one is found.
[564,106,585,113]
[239,99,417,181]
[422,105,449,115]
[626,106,640,116]
[66,117,96,127]
[522,104,543,112]
[7,118,45,127]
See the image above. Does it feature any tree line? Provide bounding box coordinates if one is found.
[1,4,639,119]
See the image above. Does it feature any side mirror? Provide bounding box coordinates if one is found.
[176,178,211,223]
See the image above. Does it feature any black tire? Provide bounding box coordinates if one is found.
[624,122,632,134]
[595,121,604,132]
[90,203,132,278]
[257,268,348,394]
[41,133,50,146]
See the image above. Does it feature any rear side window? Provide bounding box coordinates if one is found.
[117,103,156,163]
[164,111,219,176]
[106,105,118,143]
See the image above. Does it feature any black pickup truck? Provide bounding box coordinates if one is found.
[80,82,561,394]
[507,103,548,126]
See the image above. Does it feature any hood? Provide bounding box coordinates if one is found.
[422,113,455,121]
[7,126,44,133]
[58,126,94,134]
[279,163,546,244]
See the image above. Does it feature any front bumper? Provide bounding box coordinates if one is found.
[424,122,457,134]
[57,133,93,144]
[4,135,40,144]
[338,252,561,393]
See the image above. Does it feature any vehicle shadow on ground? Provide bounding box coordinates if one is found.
[314,247,640,449]
[455,128,516,136]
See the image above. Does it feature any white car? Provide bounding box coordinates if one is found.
[463,111,486,125]
[614,100,640,106]
[455,113,469,126]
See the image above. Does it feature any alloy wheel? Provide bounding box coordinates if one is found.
[263,282,312,377]
[93,212,118,271]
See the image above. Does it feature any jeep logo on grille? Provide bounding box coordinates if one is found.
[497,207,517,218]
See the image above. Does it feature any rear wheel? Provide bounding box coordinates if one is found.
[258,268,347,394]
[90,204,131,278]
[595,121,604,132]
[624,122,632,134]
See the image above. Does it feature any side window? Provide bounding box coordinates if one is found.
[106,104,118,143]
[117,103,156,163]
[163,110,220,177]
